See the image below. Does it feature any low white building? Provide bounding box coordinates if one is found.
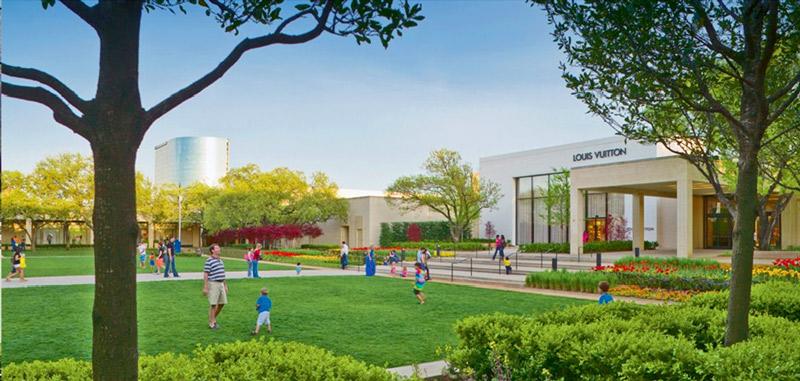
[314,189,446,247]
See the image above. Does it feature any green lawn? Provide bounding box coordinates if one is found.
[2,276,588,367]
[1,253,292,277]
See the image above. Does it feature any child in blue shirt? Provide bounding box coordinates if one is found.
[598,281,614,305]
[251,288,272,335]
[295,262,302,275]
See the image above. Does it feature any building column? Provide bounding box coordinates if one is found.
[676,177,694,258]
[632,193,645,254]
[148,222,155,248]
[570,187,585,255]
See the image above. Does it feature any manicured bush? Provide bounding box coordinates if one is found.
[379,221,470,246]
[615,256,720,269]
[4,340,405,381]
[525,270,616,293]
[583,240,659,253]
[391,241,487,251]
[300,244,340,250]
[688,281,800,322]
[519,242,570,253]
[447,303,800,381]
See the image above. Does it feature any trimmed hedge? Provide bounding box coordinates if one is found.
[379,221,471,246]
[689,281,800,322]
[519,240,659,254]
[447,303,800,380]
[391,241,488,251]
[300,244,340,250]
[3,340,406,381]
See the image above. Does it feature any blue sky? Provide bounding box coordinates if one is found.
[3,0,612,190]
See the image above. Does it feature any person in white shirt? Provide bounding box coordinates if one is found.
[137,241,148,269]
[340,241,349,270]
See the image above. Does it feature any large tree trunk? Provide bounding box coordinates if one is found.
[725,150,759,346]
[90,2,144,380]
[91,141,139,381]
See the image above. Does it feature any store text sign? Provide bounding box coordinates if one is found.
[572,147,627,162]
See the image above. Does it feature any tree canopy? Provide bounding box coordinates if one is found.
[536,0,800,345]
[386,149,502,241]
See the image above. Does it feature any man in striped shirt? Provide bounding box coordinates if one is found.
[203,244,228,329]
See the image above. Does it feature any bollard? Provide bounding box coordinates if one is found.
[596,252,602,267]
[635,247,640,258]
[551,257,558,270]
[470,258,473,276]
[436,243,441,257]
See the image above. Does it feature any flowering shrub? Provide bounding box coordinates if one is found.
[593,258,730,291]
[611,285,696,302]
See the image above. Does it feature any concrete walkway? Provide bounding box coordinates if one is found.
[387,360,449,379]
[1,269,360,288]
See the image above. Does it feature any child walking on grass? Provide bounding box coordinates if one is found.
[252,288,272,335]
[295,262,302,275]
[413,262,426,304]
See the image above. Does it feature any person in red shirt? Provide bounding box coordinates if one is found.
[251,243,262,278]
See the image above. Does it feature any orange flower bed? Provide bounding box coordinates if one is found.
[610,284,698,302]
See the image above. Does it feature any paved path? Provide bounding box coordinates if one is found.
[1,269,359,288]
[387,360,449,379]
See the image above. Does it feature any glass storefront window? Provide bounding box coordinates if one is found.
[515,173,570,245]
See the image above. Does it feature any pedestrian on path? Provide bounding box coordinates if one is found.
[163,237,180,278]
[492,234,501,260]
[251,243,262,278]
[5,247,26,282]
[498,235,506,259]
[203,244,228,329]
[340,241,349,270]
[251,287,272,335]
[365,246,377,277]
[244,249,253,278]
[137,241,147,269]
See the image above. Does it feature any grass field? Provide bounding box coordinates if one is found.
[2,276,588,367]
[1,247,293,277]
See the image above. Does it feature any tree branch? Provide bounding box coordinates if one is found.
[688,0,739,60]
[2,63,89,112]
[59,0,98,29]
[767,71,800,103]
[2,81,90,139]
[143,1,334,129]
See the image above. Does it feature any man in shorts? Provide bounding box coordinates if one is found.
[203,244,228,329]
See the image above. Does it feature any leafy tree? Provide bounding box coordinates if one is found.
[406,223,422,242]
[537,0,800,345]
[204,165,347,232]
[386,149,502,241]
[27,153,94,248]
[536,168,570,239]
[484,221,496,239]
[1,1,423,378]
[0,171,57,250]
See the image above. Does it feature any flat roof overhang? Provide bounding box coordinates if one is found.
[570,156,725,197]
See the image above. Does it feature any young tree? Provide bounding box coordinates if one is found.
[484,221,497,239]
[537,0,800,345]
[406,223,422,242]
[386,149,502,241]
[536,168,570,240]
[1,1,423,378]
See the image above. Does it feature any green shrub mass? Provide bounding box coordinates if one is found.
[689,281,800,322]
[391,241,487,251]
[300,243,341,250]
[447,303,800,380]
[4,340,404,381]
[519,240,658,254]
[379,221,469,246]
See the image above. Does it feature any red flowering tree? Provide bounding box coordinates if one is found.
[407,223,422,242]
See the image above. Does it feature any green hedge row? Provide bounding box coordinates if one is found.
[379,221,470,246]
[3,340,406,381]
[689,281,800,322]
[300,244,341,250]
[519,240,659,253]
[447,303,800,380]
[525,270,616,293]
[390,241,488,251]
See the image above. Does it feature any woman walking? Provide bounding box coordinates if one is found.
[365,245,377,277]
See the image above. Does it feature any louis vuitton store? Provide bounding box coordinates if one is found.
[480,137,800,257]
